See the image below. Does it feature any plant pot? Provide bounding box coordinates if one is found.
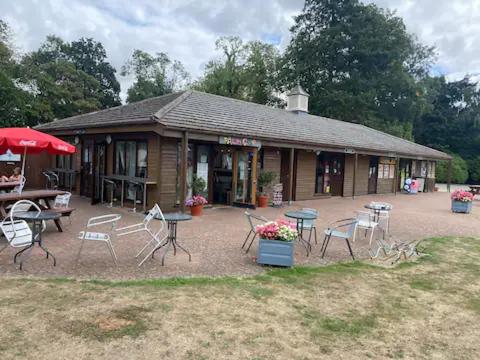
[434,186,439,192]
[451,200,472,214]
[257,238,294,267]
[258,195,269,208]
[190,204,204,216]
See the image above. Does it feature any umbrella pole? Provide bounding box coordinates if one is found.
[21,146,27,177]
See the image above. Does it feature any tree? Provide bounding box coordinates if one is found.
[194,36,281,105]
[278,0,435,138]
[67,38,121,108]
[121,50,190,103]
[436,155,469,184]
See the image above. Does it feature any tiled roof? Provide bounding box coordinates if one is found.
[35,92,184,130]
[36,90,451,160]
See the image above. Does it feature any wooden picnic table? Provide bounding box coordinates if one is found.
[468,185,480,196]
[0,189,67,232]
[0,181,20,191]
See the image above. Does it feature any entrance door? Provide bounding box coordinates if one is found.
[368,157,378,194]
[93,143,107,204]
[329,154,344,196]
[232,148,257,207]
[280,149,292,200]
[80,140,94,197]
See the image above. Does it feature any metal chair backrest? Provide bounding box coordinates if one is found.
[0,219,33,247]
[356,211,375,226]
[10,200,41,220]
[346,219,359,238]
[144,204,162,225]
[301,208,318,228]
[86,214,122,231]
[12,175,26,194]
[54,192,71,208]
[245,211,268,231]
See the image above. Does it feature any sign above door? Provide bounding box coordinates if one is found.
[219,136,262,148]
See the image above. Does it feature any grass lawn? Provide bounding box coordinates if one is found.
[0,237,479,359]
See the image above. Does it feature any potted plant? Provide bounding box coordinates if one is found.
[451,189,474,213]
[257,171,276,208]
[185,195,208,216]
[256,219,298,267]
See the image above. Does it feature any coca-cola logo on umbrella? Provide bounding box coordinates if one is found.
[19,140,37,146]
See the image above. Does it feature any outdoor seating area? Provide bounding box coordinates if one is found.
[0,191,478,279]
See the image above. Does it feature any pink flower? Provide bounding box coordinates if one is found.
[451,190,474,202]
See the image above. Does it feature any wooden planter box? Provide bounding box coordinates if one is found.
[257,238,294,267]
[451,200,472,214]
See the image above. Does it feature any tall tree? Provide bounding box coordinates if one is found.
[121,50,190,103]
[278,0,435,138]
[194,36,280,105]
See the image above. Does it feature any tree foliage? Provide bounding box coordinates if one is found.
[194,36,281,105]
[436,155,469,184]
[278,0,435,139]
[121,50,190,103]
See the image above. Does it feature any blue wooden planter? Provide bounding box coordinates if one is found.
[257,238,294,267]
[451,200,472,214]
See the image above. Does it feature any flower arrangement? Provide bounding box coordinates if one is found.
[451,190,474,202]
[256,219,298,242]
[185,195,208,207]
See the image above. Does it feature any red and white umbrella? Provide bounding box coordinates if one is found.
[0,127,76,177]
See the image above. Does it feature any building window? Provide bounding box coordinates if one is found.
[114,140,148,178]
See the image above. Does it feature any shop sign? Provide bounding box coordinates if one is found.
[219,136,261,148]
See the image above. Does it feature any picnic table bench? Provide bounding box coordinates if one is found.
[0,190,72,232]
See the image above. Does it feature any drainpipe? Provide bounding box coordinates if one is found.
[288,147,295,205]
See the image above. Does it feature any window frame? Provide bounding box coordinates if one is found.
[114,139,148,178]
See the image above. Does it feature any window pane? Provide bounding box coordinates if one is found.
[136,142,148,178]
[115,141,126,175]
[126,141,136,177]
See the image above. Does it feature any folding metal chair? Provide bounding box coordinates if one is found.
[77,214,122,265]
[242,211,268,253]
[116,204,168,266]
[0,217,34,270]
[321,218,358,260]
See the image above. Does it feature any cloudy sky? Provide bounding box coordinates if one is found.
[2,0,480,101]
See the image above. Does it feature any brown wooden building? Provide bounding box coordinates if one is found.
[31,87,451,211]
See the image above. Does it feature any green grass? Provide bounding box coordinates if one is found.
[1,236,480,359]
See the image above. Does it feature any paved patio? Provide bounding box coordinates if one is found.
[0,192,479,280]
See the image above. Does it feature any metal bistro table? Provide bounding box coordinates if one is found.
[13,210,60,269]
[284,210,318,255]
[152,213,192,266]
[364,203,392,222]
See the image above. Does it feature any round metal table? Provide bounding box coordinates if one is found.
[284,210,318,255]
[152,212,192,266]
[13,210,60,269]
[364,203,392,222]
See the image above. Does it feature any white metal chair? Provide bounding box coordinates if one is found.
[0,219,34,269]
[77,214,122,265]
[321,218,358,260]
[372,202,393,235]
[12,175,26,194]
[116,204,168,266]
[300,208,318,245]
[53,192,74,224]
[242,211,268,253]
[353,211,378,245]
[10,200,46,236]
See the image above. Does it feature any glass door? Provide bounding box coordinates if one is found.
[233,148,257,207]
[80,139,94,197]
[93,143,106,204]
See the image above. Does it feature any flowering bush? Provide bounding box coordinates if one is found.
[256,219,298,242]
[185,195,208,207]
[451,189,474,202]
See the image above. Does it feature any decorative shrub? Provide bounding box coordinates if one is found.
[257,171,276,195]
[256,219,297,242]
[185,195,208,207]
[451,189,474,202]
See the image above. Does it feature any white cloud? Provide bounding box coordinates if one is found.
[1,0,479,101]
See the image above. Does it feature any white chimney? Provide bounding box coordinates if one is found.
[286,84,309,114]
